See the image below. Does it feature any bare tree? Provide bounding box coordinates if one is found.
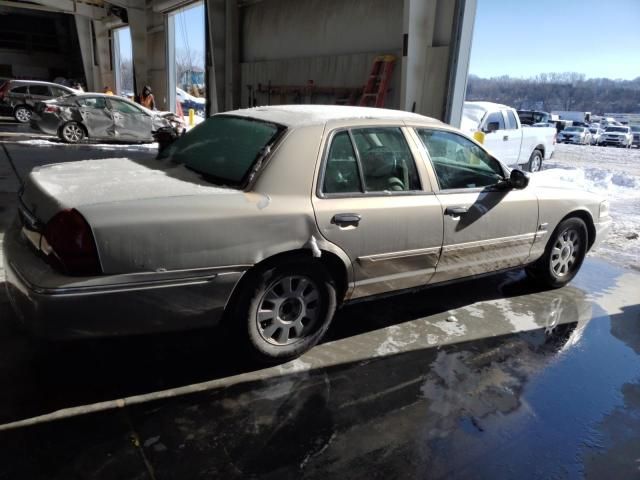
[119,58,134,93]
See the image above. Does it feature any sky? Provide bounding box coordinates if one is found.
[115,2,204,65]
[469,0,640,80]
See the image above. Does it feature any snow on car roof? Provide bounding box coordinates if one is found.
[464,101,513,112]
[224,105,441,127]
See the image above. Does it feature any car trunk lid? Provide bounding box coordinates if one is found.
[20,157,240,224]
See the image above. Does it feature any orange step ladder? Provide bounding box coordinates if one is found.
[359,55,396,108]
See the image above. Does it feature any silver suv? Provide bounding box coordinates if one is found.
[0,80,76,123]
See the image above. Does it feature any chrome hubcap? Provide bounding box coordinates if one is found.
[531,154,542,172]
[63,124,82,142]
[257,275,320,346]
[551,228,581,277]
[16,108,30,122]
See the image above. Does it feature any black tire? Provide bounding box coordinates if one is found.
[60,122,85,143]
[14,105,32,123]
[527,149,543,172]
[232,260,337,363]
[526,217,588,288]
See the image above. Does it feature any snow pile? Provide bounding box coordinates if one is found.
[532,167,640,200]
[17,139,159,150]
[539,144,640,268]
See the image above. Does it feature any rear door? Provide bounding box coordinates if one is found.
[415,128,539,283]
[107,98,153,141]
[77,96,115,139]
[312,125,444,299]
[27,84,52,107]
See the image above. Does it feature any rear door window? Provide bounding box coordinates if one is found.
[323,131,362,194]
[321,127,422,195]
[351,127,421,192]
[29,85,51,96]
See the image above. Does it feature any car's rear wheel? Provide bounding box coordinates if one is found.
[526,217,588,288]
[14,105,31,123]
[233,260,337,363]
[60,122,85,143]
[527,149,543,172]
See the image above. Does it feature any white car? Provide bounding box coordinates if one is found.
[176,88,205,114]
[598,126,633,148]
[557,126,591,145]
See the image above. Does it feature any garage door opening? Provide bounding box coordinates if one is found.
[167,2,205,121]
[113,26,133,97]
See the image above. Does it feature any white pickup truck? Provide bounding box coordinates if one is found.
[461,101,556,172]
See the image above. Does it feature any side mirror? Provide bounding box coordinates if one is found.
[509,169,530,189]
[485,122,500,133]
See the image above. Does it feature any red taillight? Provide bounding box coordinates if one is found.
[44,105,59,113]
[42,209,101,275]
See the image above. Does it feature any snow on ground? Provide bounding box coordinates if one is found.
[16,139,159,150]
[535,144,640,268]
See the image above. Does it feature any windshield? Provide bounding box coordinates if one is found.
[158,115,285,187]
[631,126,640,132]
[605,127,628,133]
[565,127,582,132]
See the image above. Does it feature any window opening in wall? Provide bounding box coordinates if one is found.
[167,1,205,121]
[113,26,133,98]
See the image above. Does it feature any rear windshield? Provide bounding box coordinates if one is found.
[605,127,628,133]
[158,115,285,188]
[631,126,640,132]
[564,127,582,132]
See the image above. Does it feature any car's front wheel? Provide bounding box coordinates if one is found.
[233,260,337,363]
[14,105,32,123]
[526,217,588,288]
[60,122,85,143]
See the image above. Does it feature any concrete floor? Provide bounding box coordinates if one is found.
[0,124,639,479]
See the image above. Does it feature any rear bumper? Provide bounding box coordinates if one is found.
[3,220,247,339]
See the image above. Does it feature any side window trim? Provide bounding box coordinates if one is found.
[347,129,366,193]
[317,125,426,199]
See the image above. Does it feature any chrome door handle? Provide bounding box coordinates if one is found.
[444,206,469,216]
[332,213,362,227]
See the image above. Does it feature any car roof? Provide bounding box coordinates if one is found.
[223,105,442,128]
[8,79,73,88]
[464,101,512,112]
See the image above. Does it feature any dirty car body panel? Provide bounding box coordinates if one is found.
[4,105,611,341]
[31,93,168,142]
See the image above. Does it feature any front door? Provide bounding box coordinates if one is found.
[414,128,539,283]
[312,126,444,299]
[107,98,153,141]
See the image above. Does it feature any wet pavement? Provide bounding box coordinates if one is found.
[0,125,639,479]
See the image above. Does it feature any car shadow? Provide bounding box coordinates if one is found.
[0,267,559,425]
